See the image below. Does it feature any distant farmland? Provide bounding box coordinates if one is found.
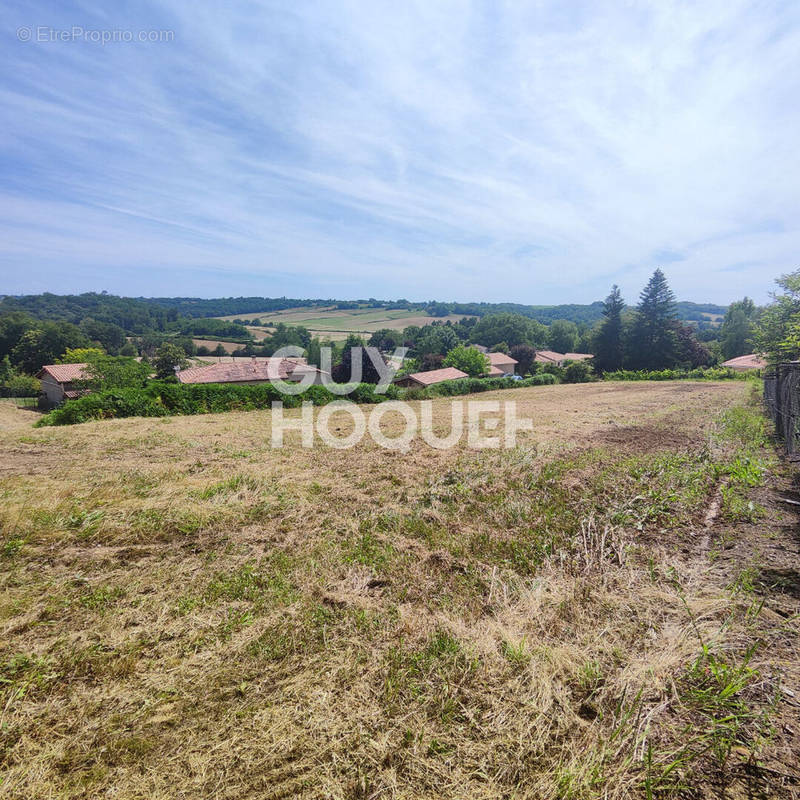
[213,306,474,340]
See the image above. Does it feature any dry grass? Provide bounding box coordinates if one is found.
[0,382,798,799]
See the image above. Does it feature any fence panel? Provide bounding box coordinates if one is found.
[764,362,800,457]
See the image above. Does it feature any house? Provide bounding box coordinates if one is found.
[486,351,518,377]
[721,354,768,371]
[563,353,594,363]
[36,363,90,407]
[534,350,567,367]
[534,351,594,367]
[176,358,327,386]
[472,344,489,354]
[393,367,468,388]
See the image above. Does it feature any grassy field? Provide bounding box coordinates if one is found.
[1,382,799,798]
[213,306,473,341]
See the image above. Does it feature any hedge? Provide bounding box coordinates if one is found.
[36,374,557,426]
[603,367,757,382]
[418,374,556,398]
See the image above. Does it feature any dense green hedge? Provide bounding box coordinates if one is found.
[603,367,757,381]
[415,374,556,398]
[36,374,558,426]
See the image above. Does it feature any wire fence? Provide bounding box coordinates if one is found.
[0,396,39,409]
[764,362,800,457]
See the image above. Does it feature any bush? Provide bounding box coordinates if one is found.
[563,361,595,383]
[417,373,556,399]
[603,367,754,382]
[36,373,558,427]
[0,373,40,398]
[37,388,170,425]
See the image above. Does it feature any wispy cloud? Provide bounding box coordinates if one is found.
[2,0,799,303]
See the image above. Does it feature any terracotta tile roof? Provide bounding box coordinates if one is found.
[564,353,594,361]
[402,367,468,386]
[487,352,518,365]
[186,356,303,366]
[37,363,89,383]
[534,350,564,364]
[721,354,768,370]
[487,365,505,377]
[177,358,322,385]
[63,389,87,399]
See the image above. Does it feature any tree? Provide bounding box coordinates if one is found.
[368,328,403,351]
[757,269,800,361]
[490,342,510,354]
[627,269,678,369]
[120,341,138,357]
[11,322,90,373]
[0,355,12,384]
[426,302,449,317]
[593,285,625,372]
[421,353,445,371]
[719,298,758,360]
[548,319,579,354]
[442,345,489,377]
[415,325,459,357]
[78,355,151,392]
[673,322,712,367]
[510,344,536,377]
[305,337,322,367]
[173,336,197,357]
[58,347,105,363]
[0,312,37,359]
[153,342,189,379]
[332,335,383,383]
[80,319,127,354]
[265,323,311,354]
[470,313,547,348]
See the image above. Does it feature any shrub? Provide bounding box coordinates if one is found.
[563,361,595,383]
[36,373,558,426]
[603,367,754,382]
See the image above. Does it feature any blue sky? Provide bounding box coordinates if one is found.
[2,1,798,305]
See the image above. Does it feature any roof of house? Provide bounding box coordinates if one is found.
[401,367,468,386]
[177,358,321,385]
[534,350,564,364]
[487,352,518,365]
[564,352,594,361]
[721,354,768,370]
[37,363,89,383]
[487,365,505,377]
[186,356,308,366]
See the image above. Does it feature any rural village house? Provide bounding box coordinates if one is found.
[393,366,468,388]
[176,357,327,386]
[534,350,594,367]
[36,363,90,407]
[486,351,517,376]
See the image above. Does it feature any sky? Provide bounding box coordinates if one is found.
[1,1,799,306]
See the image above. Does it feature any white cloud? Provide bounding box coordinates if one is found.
[1,0,798,303]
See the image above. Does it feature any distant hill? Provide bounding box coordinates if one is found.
[0,292,729,332]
